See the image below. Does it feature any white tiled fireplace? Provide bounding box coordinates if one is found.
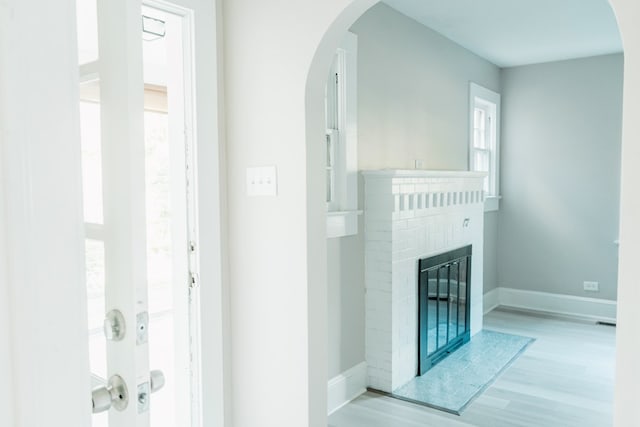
[363,170,486,392]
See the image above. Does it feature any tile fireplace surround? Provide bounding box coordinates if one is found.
[363,170,486,392]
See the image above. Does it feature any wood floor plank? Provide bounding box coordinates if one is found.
[329,309,615,427]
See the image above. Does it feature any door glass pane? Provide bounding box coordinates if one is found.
[145,110,172,313]
[145,109,176,425]
[79,79,106,427]
[86,238,106,375]
[76,0,99,65]
[80,100,104,224]
[85,238,107,427]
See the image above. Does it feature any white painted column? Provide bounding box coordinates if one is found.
[0,0,91,425]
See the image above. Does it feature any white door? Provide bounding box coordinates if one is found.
[76,0,204,425]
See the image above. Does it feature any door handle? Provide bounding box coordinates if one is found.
[92,370,164,414]
[92,375,128,413]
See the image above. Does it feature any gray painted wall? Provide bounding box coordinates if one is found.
[353,4,501,171]
[484,211,499,293]
[327,220,365,377]
[498,54,623,301]
[327,3,501,378]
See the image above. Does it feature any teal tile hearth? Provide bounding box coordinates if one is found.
[391,329,534,415]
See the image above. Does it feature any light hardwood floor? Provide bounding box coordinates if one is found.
[329,308,616,427]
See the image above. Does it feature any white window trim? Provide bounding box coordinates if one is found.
[469,82,501,212]
[326,32,360,238]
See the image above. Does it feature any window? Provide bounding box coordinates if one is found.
[469,82,501,211]
[325,32,360,238]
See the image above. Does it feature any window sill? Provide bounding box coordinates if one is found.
[327,210,363,238]
[484,196,501,212]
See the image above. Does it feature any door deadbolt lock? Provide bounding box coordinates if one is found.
[104,310,126,341]
[92,375,129,413]
[136,311,149,345]
[137,370,166,413]
[137,381,150,413]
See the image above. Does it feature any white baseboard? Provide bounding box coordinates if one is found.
[327,361,367,415]
[483,288,500,314]
[485,287,616,323]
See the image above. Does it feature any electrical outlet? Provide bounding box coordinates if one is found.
[583,281,599,292]
[414,159,425,169]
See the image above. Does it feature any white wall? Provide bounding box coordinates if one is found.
[327,3,501,379]
[499,54,623,301]
[222,0,376,425]
[483,212,499,292]
[0,0,91,425]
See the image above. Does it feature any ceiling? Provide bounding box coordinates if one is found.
[382,0,623,68]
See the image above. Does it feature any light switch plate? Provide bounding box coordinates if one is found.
[247,166,278,196]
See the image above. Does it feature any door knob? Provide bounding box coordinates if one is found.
[150,369,165,392]
[92,375,129,413]
[93,371,165,414]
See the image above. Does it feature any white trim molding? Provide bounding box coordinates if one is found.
[483,288,501,314]
[484,195,501,212]
[327,362,367,415]
[327,210,363,238]
[484,287,617,323]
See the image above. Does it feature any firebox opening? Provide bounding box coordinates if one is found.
[418,245,472,375]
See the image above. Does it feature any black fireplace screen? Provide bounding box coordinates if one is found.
[418,245,472,375]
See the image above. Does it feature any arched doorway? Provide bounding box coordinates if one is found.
[307,2,629,426]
